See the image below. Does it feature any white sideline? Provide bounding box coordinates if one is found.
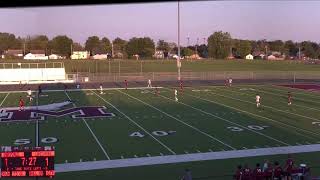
[0,87,163,94]
[55,144,320,173]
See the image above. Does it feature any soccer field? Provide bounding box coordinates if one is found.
[0,84,320,179]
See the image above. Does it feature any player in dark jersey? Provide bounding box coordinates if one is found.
[252,163,264,180]
[124,80,128,90]
[273,161,283,180]
[19,96,25,111]
[179,80,183,92]
[233,165,243,180]
[241,164,252,180]
[288,92,292,105]
[284,154,294,180]
[154,86,159,96]
[264,162,273,180]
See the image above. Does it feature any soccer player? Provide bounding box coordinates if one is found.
[284,154,294,180]
[100,84,104,94]
[175,89,178,102]
[288,92,292,105]
[154,86,159,96]
[27,88,33,102]
[264,162,273,180]
[233,165,243,180]
[273,161,283,180]
[19,96,25,111]
[124,80,128,90]
[147,79,152,88]
[229,77,233,87]
[179,80,183,92]
[76,83,80,89]
[252,163,264,180]
[256,94,261,108]
[241,164,252,180]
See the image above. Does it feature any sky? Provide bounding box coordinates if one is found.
[0,1,320,46]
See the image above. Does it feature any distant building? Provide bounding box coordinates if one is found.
[245,54,254,60]
[49,54,63,60]
[267,54,285,60]
[185,54,202,60]
[92,54,109,60]
[5,49,23,58]
[24,53,48,60]
[71,51,90,59]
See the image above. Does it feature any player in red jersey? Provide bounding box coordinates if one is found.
[284,154,294,180]
[179,80,183,92]
[252,163,264,180]
[154,86,159,96]
[19,96,25,111]
[124,80,128,90]
[233,165,243,180]
[264,162,273,180]
[287,92,292,105]
[241,164,252,180]
[273,161,283,180]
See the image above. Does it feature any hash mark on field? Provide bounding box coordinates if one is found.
[196,150,201,153]
[296,143,302,145]
[134,155,138,158]
[242,147,247,149]
[147,154,151,157]
[65,160,68,163]
[254,146,259,149]
[184,151,189,154]
[93,158,96,161]
[305,142,311,145]
[160,153,163,156]
[208,149,213,152]
[121,156,124,159]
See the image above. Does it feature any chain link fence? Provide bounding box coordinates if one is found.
[68,71,320,84]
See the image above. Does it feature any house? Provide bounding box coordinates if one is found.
[245,54,254,60]
[24,53,48,60]
[185,54,202,60]
[5,49,23,58]
[92,54,109,60]
[30,50,46,55]
[267,55,276,60]
[49,54,63,59]
[71,51,90,59]
[267,54,285,60]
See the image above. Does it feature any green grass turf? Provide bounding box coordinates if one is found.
[0,85,320,179]
[1,59,320,73]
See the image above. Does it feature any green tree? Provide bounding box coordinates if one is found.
[269,40,285,53]
[301,41,319,59]
[85,36,101,55]
[72,42,84,51]
[101,37,112,54]
[233,39,252,58]
[197,44,208,58]
[28,35,49,51]
[0,32,19,53]
[284,40,298,57]
[208,31,232,59]
[125,37,155,58]
[156,40,170,52]
[49,35,73,56]
[112,37,127,58]
[181,47,194,57]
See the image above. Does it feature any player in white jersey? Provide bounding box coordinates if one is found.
[256,94,261,108]
[228,78,233,87]
[174,89,178,102]
[27,88,33,102]
[147,79,152,88]
[100,84,104,94]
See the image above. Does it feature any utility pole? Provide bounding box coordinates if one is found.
[196,38,199,55]
[203,37,206,45]
[111,42,114,58]
[177,0,181,81]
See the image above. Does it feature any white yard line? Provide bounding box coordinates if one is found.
[158,91,289,146]
[185,92,320,139]
[117,90,236,150]
[64,91,111,160]
[91,90,176,155]
[202,88,320,123]
[0,93,9,107]
[55,144,320,173]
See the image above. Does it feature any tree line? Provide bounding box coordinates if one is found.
[0,31,319,59]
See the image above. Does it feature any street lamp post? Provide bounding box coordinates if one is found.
[177,0,181,81]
